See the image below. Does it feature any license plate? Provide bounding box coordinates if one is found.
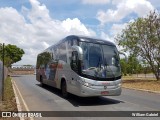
[101,91,109,95]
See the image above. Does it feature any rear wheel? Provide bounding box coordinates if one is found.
[61,81,68,98]
[40,76,44,86]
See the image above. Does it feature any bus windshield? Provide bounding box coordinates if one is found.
[80,41,121,79]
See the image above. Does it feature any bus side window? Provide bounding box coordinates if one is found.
[59,42,67,63]
[68,40,72,62]
[68,40,72,46]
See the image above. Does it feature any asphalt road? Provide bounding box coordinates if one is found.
[12,75,160,120]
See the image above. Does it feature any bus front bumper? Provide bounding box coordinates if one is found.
[79,85,122,97]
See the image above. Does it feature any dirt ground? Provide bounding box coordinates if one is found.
[122,76,160,92]
[9,69,35,75]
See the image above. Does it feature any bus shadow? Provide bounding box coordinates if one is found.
[67,95,124,107]
[36,84,124,107]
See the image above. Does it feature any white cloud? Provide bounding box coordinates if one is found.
[97,0,154,25]
[100,32,114,43]
[110,23,127,36]
[0,0,96,65]
[62,18,90,35]
[99,22,128,46]
[82,0,110,4]
[28,0,51,23]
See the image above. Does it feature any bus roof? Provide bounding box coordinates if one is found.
[44,35,116,52]
[66,35,115,46]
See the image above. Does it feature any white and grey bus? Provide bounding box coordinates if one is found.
[36,35,123,98]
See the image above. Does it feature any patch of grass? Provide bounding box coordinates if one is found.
[122,76,157,81]
[0,77,18,112]
[122,78,160,92]
[0,77,19,120]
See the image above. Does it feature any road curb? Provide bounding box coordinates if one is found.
[122,86,160,94]
[12,79,34,120]
[11,79,24,120]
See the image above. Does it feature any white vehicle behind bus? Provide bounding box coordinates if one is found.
[36,35,124,98]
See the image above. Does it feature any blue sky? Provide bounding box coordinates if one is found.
[0,0,159,65]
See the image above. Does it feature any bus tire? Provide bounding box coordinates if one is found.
[61,80,68,98]
[40,75,44,87]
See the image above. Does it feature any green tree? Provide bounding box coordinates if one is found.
[0,43,4,57]
[0,44,2,52]
[120,54,142,75]
[0,44,25,67]
[120,58,127,76]
[116,11,160,80]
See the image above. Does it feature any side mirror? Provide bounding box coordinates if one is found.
[71,45,83,60]
[70,51,79,73]
[118,51,128,62]
[72,51,78,63]
[70,45,83,73]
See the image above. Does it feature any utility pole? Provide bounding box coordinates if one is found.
[2,43,4,101]
[158,63,160,80]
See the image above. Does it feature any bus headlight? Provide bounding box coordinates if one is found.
[118,83,121,87]
[84,82,89,87]
[78,79,93,87]
[84,82,93,87]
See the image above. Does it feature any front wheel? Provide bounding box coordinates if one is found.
[61,81,68,98]
[40,76,44,87]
